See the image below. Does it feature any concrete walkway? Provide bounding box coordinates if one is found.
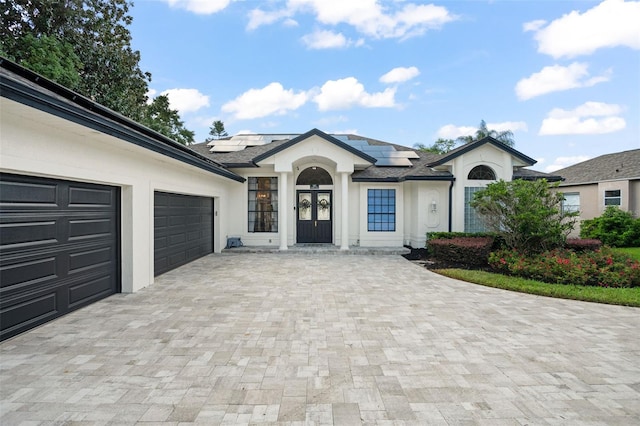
[1,253,639,425]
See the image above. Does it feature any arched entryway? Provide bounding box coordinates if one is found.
[296,167,333,243]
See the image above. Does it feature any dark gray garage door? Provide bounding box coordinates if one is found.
[0,174,120,341]
[154,192,213,276]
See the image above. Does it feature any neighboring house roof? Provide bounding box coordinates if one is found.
[0,58,244,183]
[426,136,537,167]
[554,149,640,186]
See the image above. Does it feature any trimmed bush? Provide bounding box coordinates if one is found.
[580,206,640,247]
[488,247,640,288]
[426,232,505,250]
[565,238,602,251]
[428,237,494,266]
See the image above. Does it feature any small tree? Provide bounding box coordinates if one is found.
[470,179,578,253]
[206,120,228,141]
[414,138,456,154]
[580,206,640,247]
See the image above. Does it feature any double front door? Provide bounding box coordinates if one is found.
[297,190,332,243]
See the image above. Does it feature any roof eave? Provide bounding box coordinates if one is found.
[0,58,245,183]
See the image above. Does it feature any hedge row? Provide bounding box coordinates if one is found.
[428,237,494,266]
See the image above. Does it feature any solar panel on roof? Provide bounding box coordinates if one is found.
[375,157,413,166]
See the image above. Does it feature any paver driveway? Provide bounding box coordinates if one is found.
[1,253,639,425]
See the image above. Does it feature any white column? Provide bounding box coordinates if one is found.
[340,172,349,250]
[279,172,288,250]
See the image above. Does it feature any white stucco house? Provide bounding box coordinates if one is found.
[0,58,559,339]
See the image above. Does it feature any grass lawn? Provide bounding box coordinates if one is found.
[614,247,640,260]
[436,268,640,308]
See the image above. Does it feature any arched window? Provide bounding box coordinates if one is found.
[468,165,496,180]
[296,167,333,185]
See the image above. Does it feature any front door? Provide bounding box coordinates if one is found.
[297,190,332,243]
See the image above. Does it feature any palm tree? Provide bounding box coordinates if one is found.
[457,120,515,147]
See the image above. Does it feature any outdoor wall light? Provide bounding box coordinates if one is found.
[431,200,437,213]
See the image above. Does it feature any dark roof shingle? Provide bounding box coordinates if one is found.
[554,149,640,185]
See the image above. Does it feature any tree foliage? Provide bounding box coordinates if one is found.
[206,120,228,141]
[141,95,195,145]
[580,206,640,247]
[470,179,578,253]
[457,120,515,147]
[1,0,195,144]
[414,138,456,154]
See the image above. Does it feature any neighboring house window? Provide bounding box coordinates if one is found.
[562,192,580,214]
[248,177,278,232]
[604,190,621,206]
[367,189,395,231]
[468,165,496,180]
[464,187,487,233]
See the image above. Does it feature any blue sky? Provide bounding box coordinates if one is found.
[129,0,640,172]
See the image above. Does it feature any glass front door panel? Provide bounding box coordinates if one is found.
[317,193,331,221]
[298,192,312,221]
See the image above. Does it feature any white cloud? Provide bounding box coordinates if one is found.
[164,0,230,14]
[313,77,396,111]
[526,0,640,58]
[379,66,420,84]
[523,19,546,32]
[249,0,457,40]
[516,63,611,100]
[436,121,527,139]
[247,8,293,30]
[221,82,309,119]
[161,88,210,113]
[539,101,626,135]
[488,121,528,133]
[544,155,591,172]
[436,124,478,140]
[302,30,349,49]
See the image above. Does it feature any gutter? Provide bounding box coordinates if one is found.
[448,179,455,232]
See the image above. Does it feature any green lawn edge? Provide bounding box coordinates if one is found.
[434,268,640,307]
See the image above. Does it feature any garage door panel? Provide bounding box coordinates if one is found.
[68,185,114,207]
[0,256,58,290]
[68,246,113,273]
[68,274,115,307]
[154,192,213,276]
[1,291,60,335]
[68,217,115,240]
[0,174,119,341]
[0,219,59,248]
[0,180,58,206]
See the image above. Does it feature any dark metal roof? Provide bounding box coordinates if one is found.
[554,149,640,186]
[426,136,537,167]
[0,57,245,183]
[513,168,563,182]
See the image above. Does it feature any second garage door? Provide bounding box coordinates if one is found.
[154,192,213,276]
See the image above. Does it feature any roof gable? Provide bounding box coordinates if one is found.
[252,128,377,164]
[426,136,536,167]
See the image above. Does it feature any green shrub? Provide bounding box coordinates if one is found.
[580,206,640,247]
[489,247,640,288]
[470,179,578,253]
[429,237,494,266]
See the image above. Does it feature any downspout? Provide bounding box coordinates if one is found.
[448,179,455,232]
